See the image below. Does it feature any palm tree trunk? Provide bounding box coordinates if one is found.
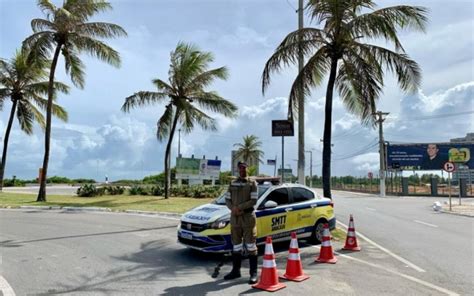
[164,108,180,199]
[322,57,338,199]
[37,44,62,202]
[0,99,18,191]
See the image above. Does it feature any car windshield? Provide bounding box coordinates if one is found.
[214,186,270,205]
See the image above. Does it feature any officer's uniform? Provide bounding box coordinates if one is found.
[223,164,259,284]
[225,177,258,255]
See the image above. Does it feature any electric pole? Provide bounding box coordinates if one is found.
[178,128,181,158]
[374,111,389,197]
[305,150,313,187]
[297,0,305,185]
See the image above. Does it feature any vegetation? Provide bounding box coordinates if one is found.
[262,0,428,198]
[122,42,237,199]
[0,192,213,214]
[233,135,265,166]
[23,0,127,202]
[0,49,68,191]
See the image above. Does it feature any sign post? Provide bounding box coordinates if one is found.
[368,172,373,193]
[443,161,456,211]
[272,120,294,183]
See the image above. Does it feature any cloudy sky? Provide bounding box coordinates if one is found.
[0,0,473,181]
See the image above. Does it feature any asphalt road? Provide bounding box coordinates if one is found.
[4,185,80,196]
[321,190,474,295]
[1,203,471,295]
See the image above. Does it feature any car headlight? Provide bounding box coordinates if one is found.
[209,216,230,229]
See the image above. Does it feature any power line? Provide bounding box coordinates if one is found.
[387,110,474,122]
[285,0,297,12]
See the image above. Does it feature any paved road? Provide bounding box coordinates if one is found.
[4,185,80,196]
[0,207,468,295]
[320,190,474,295]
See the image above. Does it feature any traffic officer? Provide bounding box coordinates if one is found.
[224,161,259,284]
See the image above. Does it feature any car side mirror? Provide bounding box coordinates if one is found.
[264,201,278,209]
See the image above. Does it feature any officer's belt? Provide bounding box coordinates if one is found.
[243,208,254,213]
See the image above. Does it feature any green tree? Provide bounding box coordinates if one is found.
[233,135,265,166]
[122,43,238,199]
[0,49,68,191]
[262,0,428,198]
[23,0,127,202]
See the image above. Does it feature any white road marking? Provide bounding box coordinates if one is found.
[337,221,426,272]
[310,245,459,296]
[413,220,438,228]
[366,207,376,211]
[0,275,16,296]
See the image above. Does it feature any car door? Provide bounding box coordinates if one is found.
[256,187,291,239]
[288,187,317,233]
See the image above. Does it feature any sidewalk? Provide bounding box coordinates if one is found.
[441,199,474,217]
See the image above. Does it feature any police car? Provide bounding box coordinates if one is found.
[177,180,335,253]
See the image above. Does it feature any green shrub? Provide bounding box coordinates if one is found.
[3,178,26,187]
[129,185,149,196]
[48,176,72,184]
[104,186,125,195]
[150,186,163,196]
[73,178,96,184]
[77,184,104,197]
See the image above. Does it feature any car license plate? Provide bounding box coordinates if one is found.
[181,232,192,240]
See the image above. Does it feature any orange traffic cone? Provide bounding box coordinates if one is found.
[280,232,309,282]
[315,223,337,264]
[252,236,286,292]
[342,215,361,251]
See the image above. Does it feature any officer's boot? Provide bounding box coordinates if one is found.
[224,252,241,280]
[248,254,258,284]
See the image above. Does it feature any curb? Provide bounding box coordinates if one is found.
[14,206,182,218]
[440,210,474,218]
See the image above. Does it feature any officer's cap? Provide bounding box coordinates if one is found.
[238,161,248,168]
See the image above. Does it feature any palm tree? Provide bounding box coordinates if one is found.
[233,135,265,167]
[0,49,69,191]
[23,0,127,201]
[122,42,238,199]
[262,0,428,198]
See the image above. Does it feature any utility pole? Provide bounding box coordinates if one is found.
[178,128,181,158]
[374,111,389,197]
[297,0,305,185]
[305,150,313,187]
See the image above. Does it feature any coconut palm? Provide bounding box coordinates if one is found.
[23,0,127,201]
[262,0,428,198]
[0,49,68,190]
[233,135,265,167]
[122,42,238,199]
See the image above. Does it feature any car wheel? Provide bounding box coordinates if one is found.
[310,219,326,244]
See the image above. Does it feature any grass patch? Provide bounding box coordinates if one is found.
[0,192,214,214]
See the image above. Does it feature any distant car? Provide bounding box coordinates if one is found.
[177,181,335,253]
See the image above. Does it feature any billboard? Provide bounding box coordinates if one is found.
[386,143,474,170]
[176,158,221,180]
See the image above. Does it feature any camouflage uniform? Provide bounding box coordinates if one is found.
[225,177,258,255]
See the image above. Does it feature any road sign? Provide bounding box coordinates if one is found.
[443,161,456,172]
[368,172,373,179]
[272,120,294,137]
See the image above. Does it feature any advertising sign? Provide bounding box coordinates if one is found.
[272,120,294,137]
[386,143,474,171]
[176,157,221,179]
[277,168,293,178]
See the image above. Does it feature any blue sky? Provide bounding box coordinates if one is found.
[0,0,473,180]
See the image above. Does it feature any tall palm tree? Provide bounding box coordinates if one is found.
[262,0,428,198]
[122,42,238,199]
[0,49,68,191]
[233,135,265,166]
[23,0,127,201]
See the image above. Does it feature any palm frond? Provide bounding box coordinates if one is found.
[156,103,174,141]
[180,103,217,133]
[70,34,121,67]
[16,101,36,134]
[31,18,55,32]
[22,31,55,61]
[287,47,330,120]
[37,0,56,15]
[62,46,85,88]
[152,79,175,93]
[189,91,238,118]
[77,22,127,39]
[185,66,229,92]
[262,28,327,94]
[355,42,421,93]
[121,91,168,112]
